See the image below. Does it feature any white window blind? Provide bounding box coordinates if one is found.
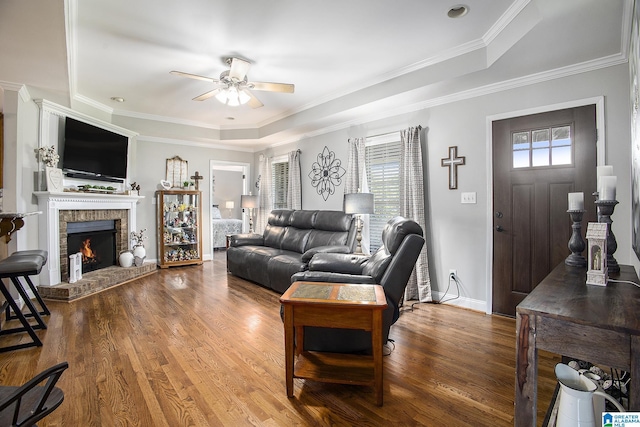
[272,161,289,209]
[366,138,401,252]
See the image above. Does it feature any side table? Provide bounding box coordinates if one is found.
[280,281,388,405]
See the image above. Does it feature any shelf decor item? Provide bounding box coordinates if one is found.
[36,145,63,192]
[565,192,586,267]
[119,250,134,268]
[166,155,188,188]
[130,228,147,266]
[595,199,619,274]
[585,222,608,286]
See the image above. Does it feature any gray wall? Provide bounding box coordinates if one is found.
[256,63,633,312]
[134,137,253,261]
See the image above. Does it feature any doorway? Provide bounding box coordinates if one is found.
[209,160,250,251]
[491,104,598,316]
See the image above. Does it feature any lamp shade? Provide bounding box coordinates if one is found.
[241,194,259,209]
[344,193,375,214]
[225,201,235,209]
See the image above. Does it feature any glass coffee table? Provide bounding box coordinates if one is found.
[280,281,388,406]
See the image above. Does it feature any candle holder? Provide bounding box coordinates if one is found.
[595,199,619,274]
[565,209,587,267]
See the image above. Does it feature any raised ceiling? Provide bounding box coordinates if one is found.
[0,0,631,150]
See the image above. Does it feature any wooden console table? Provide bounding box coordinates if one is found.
[280,281,388,405]
[515,263,640,426]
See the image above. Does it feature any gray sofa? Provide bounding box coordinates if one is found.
[226,210,356,293]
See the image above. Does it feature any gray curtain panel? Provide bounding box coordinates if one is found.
[287,150,302,210]
[344,137,366,197]
[255,157,272,234]
[400,126,432,302]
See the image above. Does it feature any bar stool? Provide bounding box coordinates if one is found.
[0,251,48,352]
[3,250,50,319]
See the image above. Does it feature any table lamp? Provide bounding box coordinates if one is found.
[241,194,259,233]
[225,201,234,218]
[344,192,375,254]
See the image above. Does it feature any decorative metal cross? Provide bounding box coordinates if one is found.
[190,171,204,190]
[441,146,465,190]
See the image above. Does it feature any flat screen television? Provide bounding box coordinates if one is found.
[62,117,129,183]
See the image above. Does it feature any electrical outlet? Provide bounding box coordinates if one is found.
[461,192,477,204]
[449,269,457,280]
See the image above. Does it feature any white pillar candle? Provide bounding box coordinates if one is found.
[568,192,584,210]
[599,176,617,201]
[597,165,614,194]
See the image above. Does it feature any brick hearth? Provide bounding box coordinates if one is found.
[38,263,157,301]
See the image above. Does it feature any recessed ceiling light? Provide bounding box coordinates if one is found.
[226,116,235,120]
[448,5,469,18]
[110,96,125,103]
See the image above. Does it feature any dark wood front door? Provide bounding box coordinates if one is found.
[492,105,597,316]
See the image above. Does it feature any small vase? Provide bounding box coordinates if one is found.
[119,251,134,268]
[133,246,146,266]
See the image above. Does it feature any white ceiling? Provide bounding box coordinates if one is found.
[0,0,631,150]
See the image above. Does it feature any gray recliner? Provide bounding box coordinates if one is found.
[290,216,425,353]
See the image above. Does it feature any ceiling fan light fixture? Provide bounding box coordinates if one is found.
[215,90,228,104]
[227,86,241,106]
[214,84,251,107]
[238,89,251,104]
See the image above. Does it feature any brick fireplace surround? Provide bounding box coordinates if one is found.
[34,192,156,300]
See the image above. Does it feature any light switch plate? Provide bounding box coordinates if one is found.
[461,192,477,204]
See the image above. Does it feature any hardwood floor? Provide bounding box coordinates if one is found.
[0,253,559,426]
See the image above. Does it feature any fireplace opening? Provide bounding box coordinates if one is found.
[67,220,117,274]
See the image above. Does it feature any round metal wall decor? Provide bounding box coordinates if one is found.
[308,146,346,201]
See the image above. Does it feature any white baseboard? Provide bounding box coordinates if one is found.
[429,291,488,313]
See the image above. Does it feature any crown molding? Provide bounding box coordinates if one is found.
[136,134,255,152]
[262,52,628,150]
[483,0,532,45]
[35,99,138,137]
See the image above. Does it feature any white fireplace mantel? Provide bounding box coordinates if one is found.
[35,191,144,286]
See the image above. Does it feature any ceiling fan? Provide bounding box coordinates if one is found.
[170,57,294,108]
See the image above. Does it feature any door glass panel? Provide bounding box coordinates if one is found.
[532,129,550,149]
[512,126,572,169]
[512,132,530,168]
[513,151,529,168]
[532,148,550,166]
[551,126,572,165]
[552,146,572,165]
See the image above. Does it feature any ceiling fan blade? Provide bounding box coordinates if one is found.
[246,90,264,109]
[229,58,251,81]
[170,70,217,83]
[193,88,221,101]
[249,81,295,93]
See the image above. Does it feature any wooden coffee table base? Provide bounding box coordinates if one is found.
[280,281,388,406]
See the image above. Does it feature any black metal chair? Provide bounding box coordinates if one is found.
[0,361,68,427]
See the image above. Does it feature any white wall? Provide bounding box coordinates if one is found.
[257,63,633,312]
